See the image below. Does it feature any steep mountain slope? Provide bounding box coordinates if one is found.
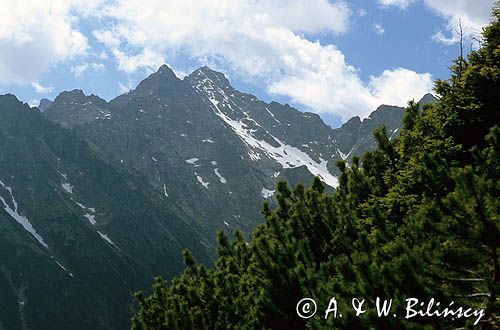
[331,93,436,164]
[45,66,333,239]
[0,95,211,330]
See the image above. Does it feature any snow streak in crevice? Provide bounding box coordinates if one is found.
[0,180,48,248]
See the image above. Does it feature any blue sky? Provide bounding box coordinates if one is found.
[0,0,494,127]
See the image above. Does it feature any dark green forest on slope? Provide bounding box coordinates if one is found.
[131,4,500,329]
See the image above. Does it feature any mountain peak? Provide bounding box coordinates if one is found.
[130,64,182,97]
[418,93,437,105]
[188,66,231,89]
[0,94,26,112]
[346,115,361,125]
[0,94,33,116]
[156,64,178,78]
[38,98,53,112]
[142,64,179,82]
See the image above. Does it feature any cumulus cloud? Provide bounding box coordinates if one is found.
[112,48,165,73]
[368,68,433,107]
[0,0,103,85]
[92,0,351,73]
[93,30,121,48]
[97,51,109,60]
[378,0,417,9]
[71,62,106,78]
[357,8,368,17]
[28,98,39,107]
[266,30,377,119]
[118,81,132,94]
[31,82,54,94]
[267,31,432,119]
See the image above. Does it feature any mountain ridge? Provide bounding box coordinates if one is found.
[0,93,212,329]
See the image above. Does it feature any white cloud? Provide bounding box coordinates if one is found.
[368,68,433,107]
[118,82,131,94]
[378,0,417,9]
[28,98,39,107]
[373,23,385,35]
[357,8,368,17]
[31,82,53,94]
[92,0,351,74]
[0,0,103,85]
[112,48,165,74]
[431,31,456,45]
[93,30,121,47]
[71,62,105,78]
[257,1,351,34]
[266,29,377,119]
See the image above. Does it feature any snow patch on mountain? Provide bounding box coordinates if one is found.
[74,200,97,225]
[61,182,73,194]
[214,168,227,183]
[0,179,49,249]
[261,188,276,198]
[54,259,73,277]
[83,214,96,225]
[195,173,209,188]
[59,172,74,193]
[97,231,117,247]
[337,148,347,160]
[265,107,281,124]
[213,103,336,185]
[248,150,261,161]
[193,72,338,187]
[75,201,95,213]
